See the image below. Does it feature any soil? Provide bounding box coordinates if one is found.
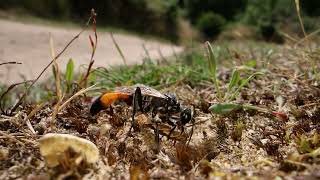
[1,22,320,179]
[0,19,182,84]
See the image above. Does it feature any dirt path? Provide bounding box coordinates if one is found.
[0,19,182,84]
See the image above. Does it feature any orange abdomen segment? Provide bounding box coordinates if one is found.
[100,92,130,107]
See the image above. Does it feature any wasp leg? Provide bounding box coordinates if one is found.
[136,87,143,113]
[179,126,185,135]
[167,124,177,140]
[127,87,142,138]
[106,106,114,115]
[159,117,175,141]
[187,105,195,146]
[154,122,160,153]
[187,123,194,146]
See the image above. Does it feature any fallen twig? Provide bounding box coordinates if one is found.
[58,84,97,112]
[0,80,32,114]
[0,130,25,147]
[24,102,46,135]
[0,61,22,66]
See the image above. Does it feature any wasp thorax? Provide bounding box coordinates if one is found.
[165,93,180,113]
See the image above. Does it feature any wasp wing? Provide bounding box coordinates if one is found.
[134,84,166,98]
[115,84,166,99]
[114,86,135,95]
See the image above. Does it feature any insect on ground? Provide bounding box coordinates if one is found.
[90,84,195,150]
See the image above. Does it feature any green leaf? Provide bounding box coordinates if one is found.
[244,59,257,68]
[308,147,320,159]
[65,58,74,85]
[88,72,96,83]
[298,135,313,153]
[206,42,216,76]
[229,72,264,101]
[209,103,243,115]
[206,41,221,101]
[227,69,240,93]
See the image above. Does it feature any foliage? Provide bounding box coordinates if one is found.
[241,0,276,27]
[205,42,263,103]
[90,52,211,92]
[240,0,283,41]
[22,0,71,18]
[184,0,247,23]
[0,0,180,42]
[301,0,320,17]
[1,0,320,41]
[196,12,226,38]
[205,42,275,117]
[183,0,246,38]
[240,0,319,39]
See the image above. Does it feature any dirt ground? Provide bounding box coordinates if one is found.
[1,42,320,179]
[0,19,182,84]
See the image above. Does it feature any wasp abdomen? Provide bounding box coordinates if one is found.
[100,92,130,107]
[90,92,130,115]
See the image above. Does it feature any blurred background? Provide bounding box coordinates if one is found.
[0,0,319,43]
[0,0,319,84]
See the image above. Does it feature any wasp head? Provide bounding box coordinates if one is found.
[180,107,192,125]
[165,93,180,113]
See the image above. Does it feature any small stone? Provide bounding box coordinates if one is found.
[261,139,269,145]
[100,123,112,136]
[0,147,9,161]
[38,133,99,167]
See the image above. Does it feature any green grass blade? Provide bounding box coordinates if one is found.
[229,72,264,101]
[65,58,74,85]
[244,59,257,68]
[206,41,216,76]
[88,71,96,83]
[205,41,221,101]
[227,69,240,93]
[224,69,240,101]
[51,66,57,81]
